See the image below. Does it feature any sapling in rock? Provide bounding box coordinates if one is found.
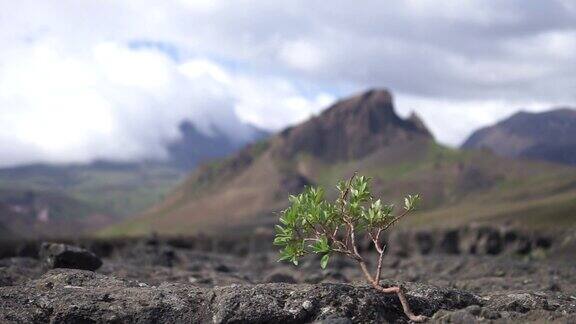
[274,173,426,322]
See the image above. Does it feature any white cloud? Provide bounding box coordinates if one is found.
[0,37,330,166]
[404,0,521,25]
[178,59,232,85]
[278,40,326,72]
[177,0,222,12]
[233,76,335,130]
[0,0,574,166]
[94,42,173,90]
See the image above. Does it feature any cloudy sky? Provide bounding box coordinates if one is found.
[0,0,575,167]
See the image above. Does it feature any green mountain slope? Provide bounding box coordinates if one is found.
[0,162,185,238]
[0,162,184,218]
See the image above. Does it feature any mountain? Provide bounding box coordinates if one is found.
[0,114,269,238]
[462,108,576,165]
[167,121,270,170]
[104,89,576,237]
[272,89,431,160]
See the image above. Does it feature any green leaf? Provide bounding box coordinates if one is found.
[320,254,329,269]
[277,250,292,262]
[336,180,346,193]
[383,204,394,215]
[404,194,421,210]
[311,236,330,254]
[273,236,291,246]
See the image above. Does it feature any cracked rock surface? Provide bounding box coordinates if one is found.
[1,232,575,323]
[1,269,482,323]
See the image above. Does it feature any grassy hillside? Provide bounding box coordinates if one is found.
[103,90,576,237]
[0,163,184,218]
[299,143,576,230]
[104,140,576,237]
[0,163,185,238]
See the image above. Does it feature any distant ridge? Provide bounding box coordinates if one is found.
[462,108,576,165]
[167,120,270,170]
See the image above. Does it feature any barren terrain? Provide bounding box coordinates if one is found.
[1,226,575,323]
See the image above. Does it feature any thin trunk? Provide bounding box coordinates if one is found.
[358,261,374,284]
[357,260,426,322]
[374,250,385,284]
[372,284,427,322]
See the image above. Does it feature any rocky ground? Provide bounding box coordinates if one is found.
[0,227,575,323]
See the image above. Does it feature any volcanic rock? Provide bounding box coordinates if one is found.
[0,269,483,323]
[40,243,102,271]
[274,89,432,161]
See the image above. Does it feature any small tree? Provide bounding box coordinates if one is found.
[274,173,426,322]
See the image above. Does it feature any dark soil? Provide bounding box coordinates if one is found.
[1,227,575,323]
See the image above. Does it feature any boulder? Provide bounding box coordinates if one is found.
[415,231,434,255]
[439,230,460,254]
[40,243,102,271]
[477,228,504,255]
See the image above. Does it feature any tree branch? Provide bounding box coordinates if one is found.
[381,209,412,232]
[347,219,363,261]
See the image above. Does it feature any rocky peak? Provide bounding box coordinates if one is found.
[407,111,431,136]
[273,89,432,161]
